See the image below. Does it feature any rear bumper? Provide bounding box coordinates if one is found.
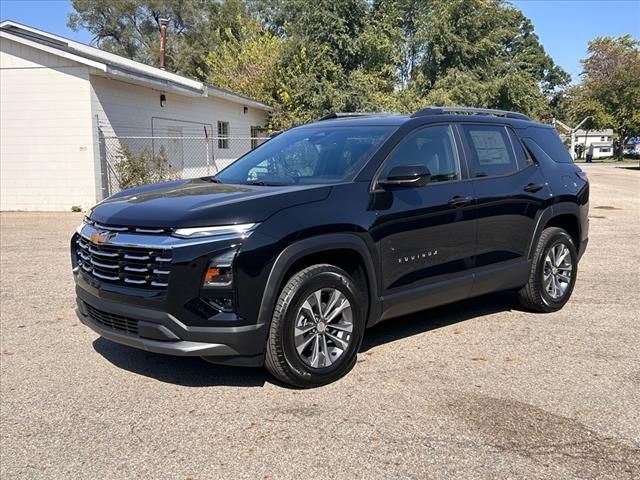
[76,288,267,367]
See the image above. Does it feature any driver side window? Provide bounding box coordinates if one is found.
[382,125,461,183]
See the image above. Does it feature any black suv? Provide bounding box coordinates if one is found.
[72,107,589,387]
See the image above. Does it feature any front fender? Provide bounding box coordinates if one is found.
[256,234,381,329]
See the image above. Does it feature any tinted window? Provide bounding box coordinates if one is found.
[521,126,573,163]
[216,126,394,185]
[507,128,532,169]
[522,138,555,165]
[382,125,461,183]
[462,125,517,177]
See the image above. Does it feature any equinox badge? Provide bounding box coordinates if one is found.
[397,250,439,264]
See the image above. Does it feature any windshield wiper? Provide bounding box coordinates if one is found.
[202,177,223,183]
[245,180,288,186]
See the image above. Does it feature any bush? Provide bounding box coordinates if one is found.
[114,145,179,189]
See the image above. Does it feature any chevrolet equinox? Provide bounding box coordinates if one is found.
[72,107,589,387]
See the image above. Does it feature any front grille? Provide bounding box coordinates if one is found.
[75,236,172,289]
[85,304,138,335]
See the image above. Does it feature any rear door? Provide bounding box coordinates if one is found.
[458,123,550,295]
[370,124,477,319]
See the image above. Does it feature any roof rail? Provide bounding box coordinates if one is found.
[316,112,379,121]
[411,106,532,121]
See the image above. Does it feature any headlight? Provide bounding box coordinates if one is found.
[173,223,258,239]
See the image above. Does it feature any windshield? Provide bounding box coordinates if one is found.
[215,126,395,185]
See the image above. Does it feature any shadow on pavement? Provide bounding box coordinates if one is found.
[93,337,268,388]
[93,291,519,386]
[361,291,518,352]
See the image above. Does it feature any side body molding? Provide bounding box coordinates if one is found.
[257,234,381,329]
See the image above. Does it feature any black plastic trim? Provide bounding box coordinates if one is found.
[257,234,381,329]
[76,288,268,363]
[381,273,473,321]
[527,203,584,260]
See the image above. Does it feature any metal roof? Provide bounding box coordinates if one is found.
[574,129,613,136]
[0,20,271,111]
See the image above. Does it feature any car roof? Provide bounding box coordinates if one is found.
[296,111,548,130]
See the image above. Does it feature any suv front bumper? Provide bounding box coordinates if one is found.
[76,287,267,367]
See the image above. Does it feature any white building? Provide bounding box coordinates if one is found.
[573,129,614,159]
[0,20,271,211]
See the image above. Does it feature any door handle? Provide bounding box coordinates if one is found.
[524,183,544,193]
[448,196,474,207]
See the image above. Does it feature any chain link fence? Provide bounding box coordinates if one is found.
[99,133,270,196]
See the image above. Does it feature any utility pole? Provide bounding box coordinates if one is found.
[159,18,169,70]
[554,116,592,161]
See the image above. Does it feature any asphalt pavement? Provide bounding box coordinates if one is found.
[1,164,639,479]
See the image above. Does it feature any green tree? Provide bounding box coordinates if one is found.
[400,0,569,119]
[204,16,281,108]
[570,35,640,158]
[68,0,249,80]
[70,0,571,126]
[254,0,400,126]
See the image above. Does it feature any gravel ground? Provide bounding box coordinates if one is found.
[1,164,639,479]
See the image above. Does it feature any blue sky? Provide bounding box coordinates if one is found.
[1,0,638,83]
[513,0,639,82]
[0,0,91,42]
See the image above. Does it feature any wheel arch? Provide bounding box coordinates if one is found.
[528,203,582,260]
[544,214,580,249]
[257,234,380,329]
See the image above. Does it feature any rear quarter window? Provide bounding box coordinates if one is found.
[519,127,573,163]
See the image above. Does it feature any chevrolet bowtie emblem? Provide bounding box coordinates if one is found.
[90,230,115,244]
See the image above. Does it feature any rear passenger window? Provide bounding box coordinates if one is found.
[461,125,518,177]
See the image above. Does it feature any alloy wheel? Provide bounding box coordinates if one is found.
[294,288,353,369]
[543,243,573,300]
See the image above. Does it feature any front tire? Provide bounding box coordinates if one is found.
[265,264,366,388]
[518,227,578,312]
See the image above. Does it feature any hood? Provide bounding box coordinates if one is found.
[90,178,332,228]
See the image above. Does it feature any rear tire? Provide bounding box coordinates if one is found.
[265,264,366,388]
[518,227,578,312]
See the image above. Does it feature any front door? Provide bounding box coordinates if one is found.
[370,124,477,320]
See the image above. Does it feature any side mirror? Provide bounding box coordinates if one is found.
[379,165,431,188]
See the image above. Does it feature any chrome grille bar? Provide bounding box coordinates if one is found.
[89,247,118,258]
[92,222,129,232]
[93,271,120,281]
[91,259,119,270]
[124,253,150,261]
[74,233,173,290]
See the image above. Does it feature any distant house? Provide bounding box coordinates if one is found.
[573,129,614,159]
[624,138,640,157]
[0,20,271,211]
